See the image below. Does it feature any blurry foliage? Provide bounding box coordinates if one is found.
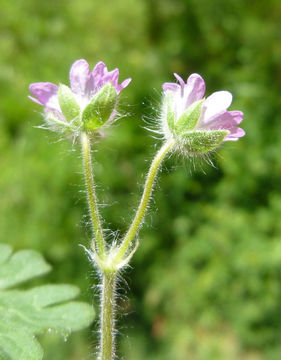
[0,0,281,359]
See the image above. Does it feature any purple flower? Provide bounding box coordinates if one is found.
[162,73,245,143]
[29,59,131,132]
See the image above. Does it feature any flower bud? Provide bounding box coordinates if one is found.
[82,83,117,131]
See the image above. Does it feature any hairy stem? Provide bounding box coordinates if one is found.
[81,132,106,257]
[100,271,117,360]
[115,138,175,262]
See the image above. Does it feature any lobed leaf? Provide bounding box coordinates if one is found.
[0,244,95,360]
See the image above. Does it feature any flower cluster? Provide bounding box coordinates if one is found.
[161,73,245,154]
[29,59,131,134]
[29,60,245,153]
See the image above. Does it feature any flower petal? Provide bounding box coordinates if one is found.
[174,73,186,90]
[162,82,181,92]
[119,78,132,89]
[115,78,132,93]
[201,91,233,123]
[184,73,206,108]
[92,61,107,90]
[29,82,58,106]
[103,68,119,86]
[224,127,245,141]
[200,110,243,130]
[70,59,93,97]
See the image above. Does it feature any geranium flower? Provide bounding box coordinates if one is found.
[161,73,245,154]
[29,59,131,132]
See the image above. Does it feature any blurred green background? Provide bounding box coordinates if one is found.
[1,0,281,359]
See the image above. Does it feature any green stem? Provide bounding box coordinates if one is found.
[100,271,116,360]
[115,138,175,262]
[81,132,106,257]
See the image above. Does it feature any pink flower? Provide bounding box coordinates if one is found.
[162,73,245,142]
[29,59,131,132]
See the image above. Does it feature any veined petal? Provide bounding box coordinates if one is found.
[70,59,93,97]
[92,61,107,77]
[92,61,107,90]
[115,78,132,93]
[200,110,243,130]
[184,73,206,108]
[119,78,132,89]
[174,73,186,92]
[224,127,245,141]
[201,91,233,123]
[103,68,119,86]
[162,82,181,92]
[29,82,58,106]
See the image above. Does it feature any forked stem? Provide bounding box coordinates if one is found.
[82,135,174,360]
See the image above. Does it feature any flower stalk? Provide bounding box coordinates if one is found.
[115,138,175,263]
[81,132,106,258]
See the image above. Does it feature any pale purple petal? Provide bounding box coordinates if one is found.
[200,110,243,130]
[28,95,42,105]
[70,59,93,97]
[29,82,58,106]
[169,73,205,106]
[119,78,131,89]
[198,110,245,140]
[162,82,180,92]
[224,127,245,141]
[92,61,107,78]
[103,68,119,85]
[92,62,131,94]
[92,61,107,90]
[184,73,206,108]
[174,73,186,92]
[201,91,233,123]
[115,78,132,93]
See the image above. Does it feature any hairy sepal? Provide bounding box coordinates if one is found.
[82,83,117,131]
[180,129,229,154]
[58,84,80,124]
[174,99,203,135]
[162,91,176,132]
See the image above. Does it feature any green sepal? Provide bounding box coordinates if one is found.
[174,99,204,135]
[58,84,80,124]
[82,83,117,131]
[181,129,229,154]
[162,91,176,131]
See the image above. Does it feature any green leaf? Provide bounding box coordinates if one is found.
[82,83,117,131]
[58,84,81,124]
[175,99,204,134]
[0,247,51,289]
[181,129,229,154]
[0,244,95,360]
